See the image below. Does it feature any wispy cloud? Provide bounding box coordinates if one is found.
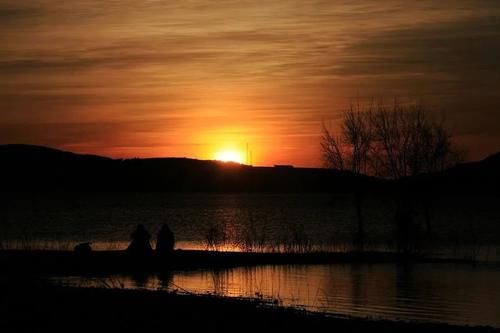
[1,0,500,165]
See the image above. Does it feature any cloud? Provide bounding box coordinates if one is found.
[1,0,500,164]
[0,50,220,75]
[332,16,500,88]
[0,4,40,23]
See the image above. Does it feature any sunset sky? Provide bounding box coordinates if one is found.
[1,1,500,166]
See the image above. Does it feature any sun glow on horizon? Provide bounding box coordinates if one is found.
[214,149,245,164]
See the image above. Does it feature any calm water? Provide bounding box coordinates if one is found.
[1,192,499,260]
[4,192,499,325]
[50,263,500,328]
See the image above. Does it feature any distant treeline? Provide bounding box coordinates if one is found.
[0,144,498,193]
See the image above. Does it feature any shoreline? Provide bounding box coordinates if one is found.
[3,249,500,331]
[0,249,487,276]
[2,279,498,332]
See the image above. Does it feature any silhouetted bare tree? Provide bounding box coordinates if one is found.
[322,100,464,253]
[321,104,373,251]
[322,100,463,179]
[369,102,463,179]
[322,104,372,174]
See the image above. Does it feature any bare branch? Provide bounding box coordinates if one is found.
[321,100,465,179]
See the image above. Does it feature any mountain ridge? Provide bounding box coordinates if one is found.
[0,144,498,193]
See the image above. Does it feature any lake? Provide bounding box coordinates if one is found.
[1,192,499,260]
[50,262,500,328]
[4,192,500,327]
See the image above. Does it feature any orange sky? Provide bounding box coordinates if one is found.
[1,1,500,166]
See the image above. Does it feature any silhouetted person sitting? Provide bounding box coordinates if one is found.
[127,224,153,256]
[156,224,175,256]
[74,242,92,255]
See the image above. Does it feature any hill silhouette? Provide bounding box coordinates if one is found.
[406,152,500,194]
[0,144,498,193]
[0,144,374,192]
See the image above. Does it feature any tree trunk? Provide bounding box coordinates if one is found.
[353,190,365,252]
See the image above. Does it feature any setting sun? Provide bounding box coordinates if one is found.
[214,150,245,164]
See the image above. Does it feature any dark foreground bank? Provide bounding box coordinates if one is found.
[2,278,498,333]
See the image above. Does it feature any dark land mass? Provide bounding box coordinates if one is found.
[2,277,498,333]
[403,151,500,194]
[0,144,371,192]
[0,249,483,276]
[1,144,499,193]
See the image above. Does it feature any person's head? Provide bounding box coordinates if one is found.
[132,224,150,238]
